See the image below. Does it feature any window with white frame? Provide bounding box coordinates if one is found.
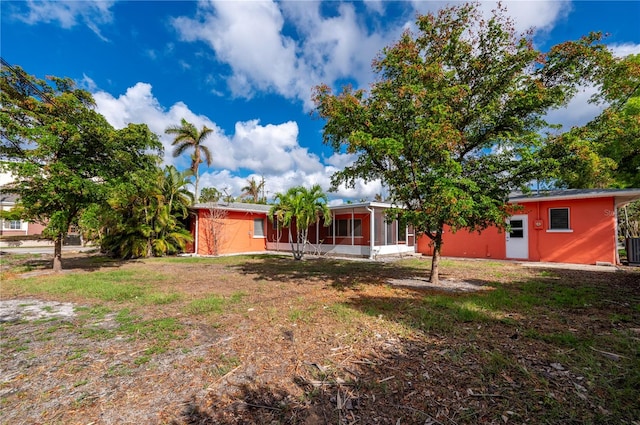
[331,218,362,237]
[549,208,570,230]
[3,220,21,230]
[253,218,265,237]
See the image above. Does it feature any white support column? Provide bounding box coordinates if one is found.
[332,211,335,246]
[351,208,355,246]
[384,215,387,246]
[367,206,375,260]
[395,217,399,245]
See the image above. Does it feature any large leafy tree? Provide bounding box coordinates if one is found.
[313,3,605,283]
[0,63,161,271]
[544,54,640,188]
[165,118,213,201]
[199,186,222,203]
[269,184,331,260]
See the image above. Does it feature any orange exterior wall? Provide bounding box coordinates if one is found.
[195,210,267,255]
[417,226,506,260]
[417,196,618,265]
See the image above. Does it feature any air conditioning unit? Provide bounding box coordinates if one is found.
[626,238,640,266]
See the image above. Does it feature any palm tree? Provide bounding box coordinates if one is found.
[100,168,193,259]
[241,176,265,203]
[162,165,194,218]
[165,118,213,201]
[269,184,331,260]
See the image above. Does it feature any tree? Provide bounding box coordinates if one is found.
[199,186,222,203]
[241,176,265,203]
[268,184,331,260]
[620,200,640,239]
[0,63,161,271]
[100,166,192,259]
[313,3,604,283]
[544,54,640,188]
[165,118,213,201]
[162,165,194,218]
[221,188,236,204]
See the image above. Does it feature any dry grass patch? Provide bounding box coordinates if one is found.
[1,251,638,424]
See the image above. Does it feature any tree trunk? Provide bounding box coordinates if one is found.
[429,231,443,284]
[53,235,63,272]
[288,227,299,260]
[194,175,199,204]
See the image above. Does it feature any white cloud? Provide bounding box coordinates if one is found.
[609,43,640,58]
[172,0,396,109]
[544,43,640,131]
[325,152,358,169]
[171,0,576,112]
[172,1,300,99]
[363,0,385,15]
[545,85,602,131]
[15,0,115,41]
[91,82,379,200]
[486,1,572,35]
[93,82,227,166]
[407,1,571,37]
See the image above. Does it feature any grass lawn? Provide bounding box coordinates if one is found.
[1,252,639,424]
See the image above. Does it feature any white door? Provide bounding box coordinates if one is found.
[506,215,528,259]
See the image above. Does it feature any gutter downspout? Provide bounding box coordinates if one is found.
[366,206,375,260]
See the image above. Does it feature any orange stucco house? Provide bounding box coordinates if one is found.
[189,201,416,258]
[417,189,640,265]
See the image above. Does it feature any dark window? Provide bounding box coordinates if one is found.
[549,208,570,230]
[332,219,362,237]
[398,215,407,241]
[254,218,265,237]
[509,219,524,238]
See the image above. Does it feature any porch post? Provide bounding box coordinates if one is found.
[351,208,355,246]
[384,214,387,246]
[367,206,375,260]
[395,218,398,244]
[332,211,335,246]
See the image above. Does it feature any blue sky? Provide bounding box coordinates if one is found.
[2,1,639,203]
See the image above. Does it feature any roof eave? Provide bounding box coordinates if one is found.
[508,189,640,206]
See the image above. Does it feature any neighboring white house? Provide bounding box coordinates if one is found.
[0,189,46,238]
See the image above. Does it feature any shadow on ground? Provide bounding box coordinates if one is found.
[0,251,128,276]
[230,255,430,290]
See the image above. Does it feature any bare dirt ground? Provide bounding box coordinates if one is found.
[1,252,639,425]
